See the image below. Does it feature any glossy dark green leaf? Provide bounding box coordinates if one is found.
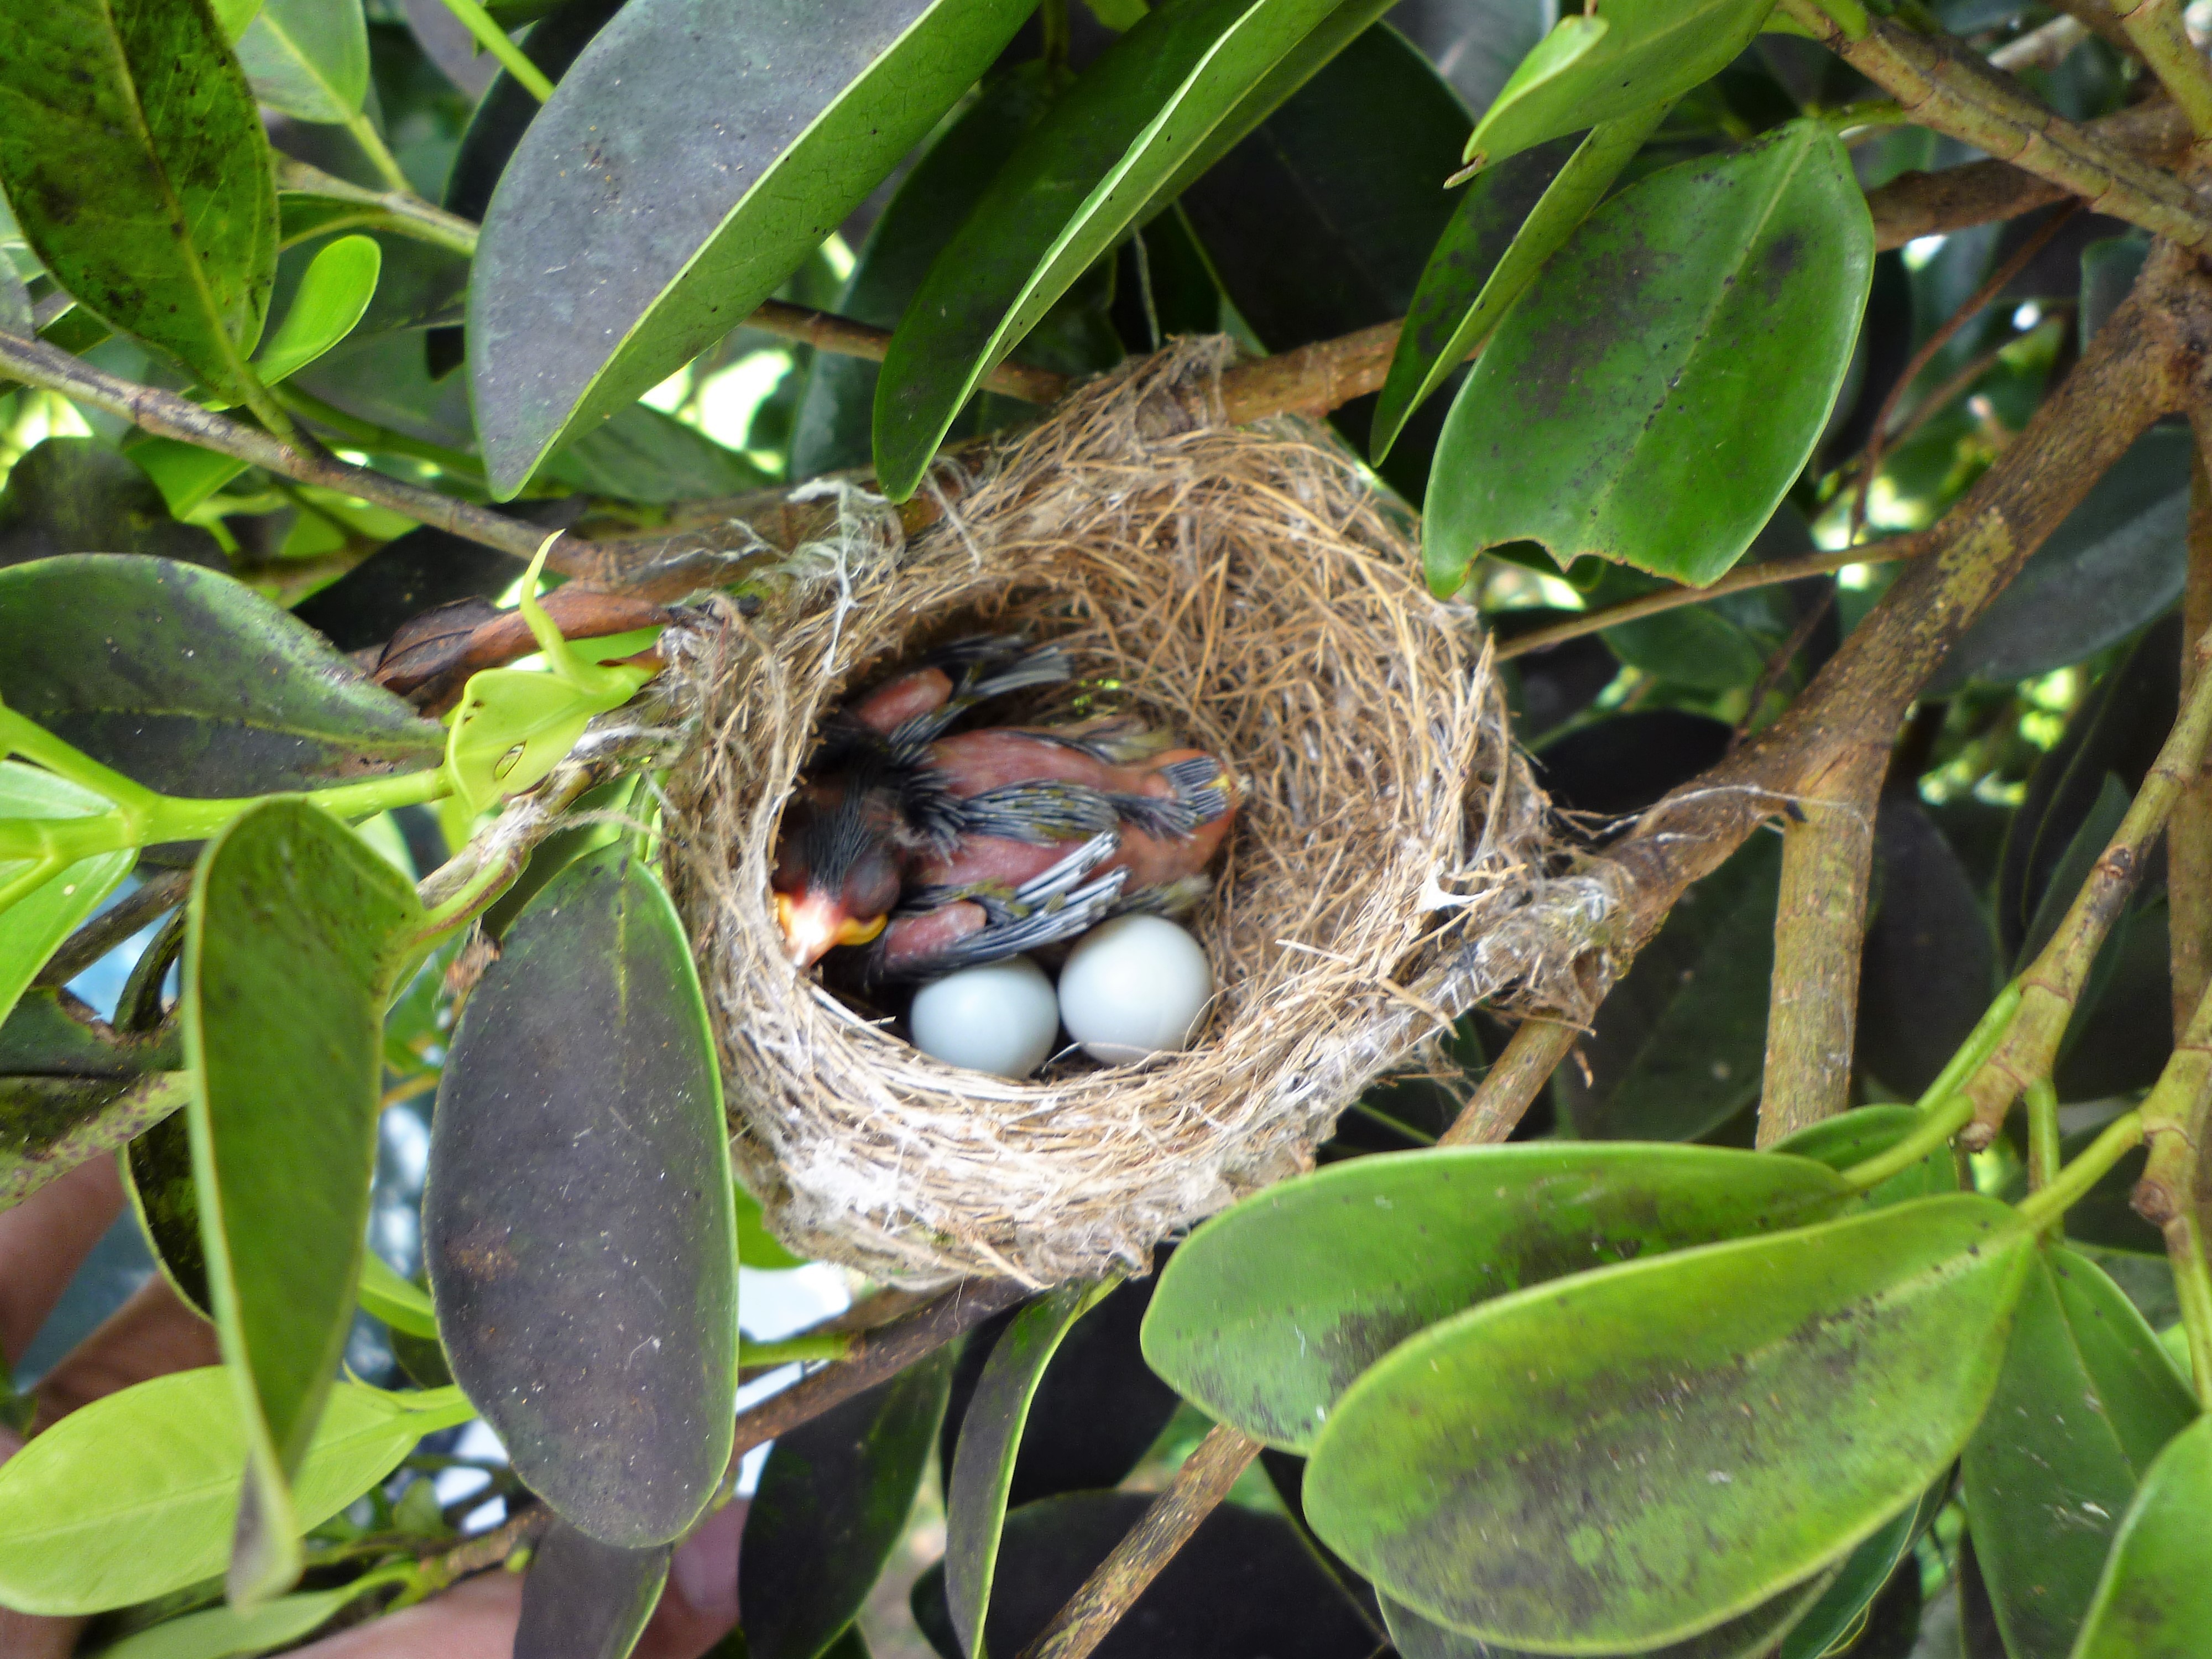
[1425,121,1872,593]
[1373,111,1661,460]
[1770,1105,1957,1206]
[0,438,226,571]
[0,0,275,401]
[0,1368,472,1615]
[1930,429,2189,693]
[469,0,1033,496]
[1381,1568,1838,1659]
[941,1274,1183,1511]
[234,0,368,124]
[1461,0,1771,171]
[1600,599,1772,692]
[0,556,445,798]
[1304,1194,2036,1652]
[1180,23,1467,348]
[126,1109,211,1314]
[789,64,1061,481]
[1142,1140,1850,1451]
[424,844,737,1548]
[946,1282,1113,1658]
[873,0,1344,499]
[742,1349,953,1659]
[184,799,424,1601]
[1773,1487,1940,1659]
[911,1491,1377,1659]
[1558,833,1779,1142]
[514,1519,672,1659]
[2069,1415,2212,1659]
[1963,1248,2196,1659]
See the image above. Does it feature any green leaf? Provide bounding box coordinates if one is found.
[1425,120,1872,593]
[742,1348,953,1659]
[246,233,381,391]
[1771,1105,1959,1206]
[182,799,424,1603]
[872,0,1344,499]
[513,1520,672,1659]
[0,556,445,799]
[540,402,773,504]
[1373,112,1656,462]
[1773,1486,1941,1659]
[443,667,615,812]
[0,437,227,569]
[126,1108,211,1314]
[947,1283,1115,1659]
[0,1369,471,1615]
[97,1582,371,1659]
[358,1252,437,1339]
[1928,429,2189,694]
[1382,1569,1839,1659]
[0,0,276,402]
[424,844,737,1548]
[1964,1248,2197,1659]
[122,442,251,519]
[1141,1140,1850,1452]
[789,64,1063,481]
[0,762,133,1026]
[0,986,180,1077]
[232,0,368,124]
[468,0,1034,497]
[1462,0,1774,171]
[1558,834,1780,1142]
[1303,1194,2036,1653]
[2069,1415,2212,1659]
[737,1184,806,1270]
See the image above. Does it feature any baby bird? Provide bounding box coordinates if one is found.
[771,637,1236,980]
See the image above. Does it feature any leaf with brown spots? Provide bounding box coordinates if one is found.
[0,0,276,402]
[422,842,736,1548]
[1425,119,1872,593]
[1141,1140,1853,1452]
[1303,1193,2035,1653]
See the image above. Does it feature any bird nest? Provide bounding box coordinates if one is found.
[659,339,1613,1287]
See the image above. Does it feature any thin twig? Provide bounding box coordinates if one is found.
[2110,0,2212,139]
[1494,532,1940,664]
[729,1277,1030,1460]
[1014,1424,1263,1659]
[1784,0,2212,249]
[1439,1018,1580,1145]
[32,867,193,986]
[1851,202,2079,542]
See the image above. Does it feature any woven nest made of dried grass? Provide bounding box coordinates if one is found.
[659,338,1614,1288]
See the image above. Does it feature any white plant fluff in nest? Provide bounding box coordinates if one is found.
[659,340,1615,1287]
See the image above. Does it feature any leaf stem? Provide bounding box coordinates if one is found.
[274,157,480,258]
[2164,1212,2212,1405]
[1963,623,2212,1142]
[2016,1109,2143,1229]
[737,1332,855,1370]
[2025,1078,2062,1193]
[1838,983,2022,1192]
[434,0,554,101]
[340,111,418,197]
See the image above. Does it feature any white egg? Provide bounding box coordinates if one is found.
[1057,915,1213,1065]
[909,955,1061,1079]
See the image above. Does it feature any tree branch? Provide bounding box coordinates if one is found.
[1013,1424,1264,1659]
[1784,0,2212,249]
[2178,403,2212,1033]
[1440,1018,1579,1145]
[2109,0,2212,140]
